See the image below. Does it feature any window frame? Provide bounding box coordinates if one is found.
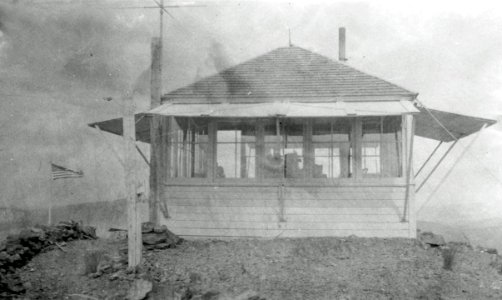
[358,116,404,178]
[167,117,211,180]
[214,119,259,181]
[311,117,353,179]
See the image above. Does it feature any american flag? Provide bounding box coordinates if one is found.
[51,163,84,180]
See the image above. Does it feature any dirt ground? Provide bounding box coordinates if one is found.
[14,236,502,299]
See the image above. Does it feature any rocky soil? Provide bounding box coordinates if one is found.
[0,221,97,299]
[9,232,502,300]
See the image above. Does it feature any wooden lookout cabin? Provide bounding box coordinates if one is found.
[91,35,495,239]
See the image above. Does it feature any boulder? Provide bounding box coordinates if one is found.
[153,225,168,233]
[142,233,167,245]
[0,251,9,262]
[419,231,446,247]
[141,222,155,234]
[141,224,181,249]
[81,226,97,239]
[127,279,152,300]
[153,243,171,250]
[486,248,498,255]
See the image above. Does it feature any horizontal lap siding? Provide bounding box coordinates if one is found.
[161,185,410,238]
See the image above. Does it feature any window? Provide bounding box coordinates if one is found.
[216,121,256,178]
[361,116,402,178]
[283,120,305,178]
[166,116,403,181]
[312,118,352,178]
[262,120,305,178]
[170,118,209,178]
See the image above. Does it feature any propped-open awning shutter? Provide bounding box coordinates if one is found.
[88,113,151,143]
[414,107,496,142]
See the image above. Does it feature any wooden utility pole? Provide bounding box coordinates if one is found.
[149,36,162,225]
[149,0,208,222]
[124,92,141,267]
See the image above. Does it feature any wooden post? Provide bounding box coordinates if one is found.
[158,117,170,218]
[304,119,313,178]
[149,37,162,224]
[207,121,217,180]
[352,118,361,178]
[124,93,141,268]
[255,123,264,180]
[402,114,416,238]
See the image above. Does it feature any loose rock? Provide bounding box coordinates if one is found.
[140,222,181,250]
[127,278,152,300]
[418,231,446,247]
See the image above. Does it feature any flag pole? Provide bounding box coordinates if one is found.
[48,161,53,225]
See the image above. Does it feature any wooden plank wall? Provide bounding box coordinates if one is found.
[160,184,411,238]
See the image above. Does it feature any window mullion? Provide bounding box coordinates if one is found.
[353,118,361,179]
[190,126,196,177]
[256,122,264,180]
[208,120,216,181]
[277,117,284,179]
[330,120,334,178]
[379,116,383,178]
[305,119,313,178]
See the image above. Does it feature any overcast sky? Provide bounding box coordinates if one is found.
[0,0,501,224]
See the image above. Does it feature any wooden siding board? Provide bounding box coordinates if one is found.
[166,220,409,230]
[168,213,403,223]
[164,177,408,186]
[168,206,402,215]
[164,228,410,238]
[165,185,406,193]
[166,193,405,201]
[167,199,404,208]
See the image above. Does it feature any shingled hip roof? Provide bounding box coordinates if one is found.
[164,46,415,102]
